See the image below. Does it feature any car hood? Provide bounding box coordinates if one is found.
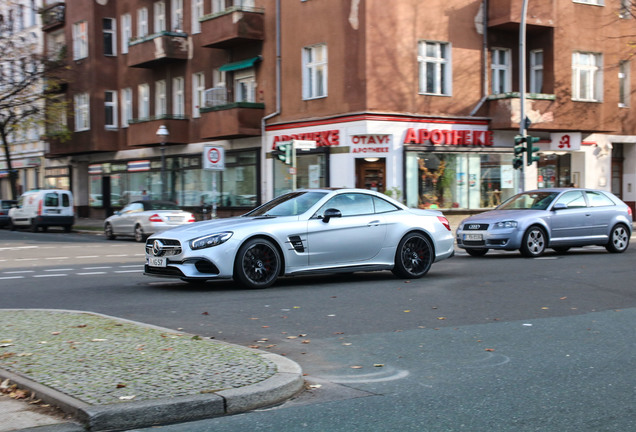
[461,209,545,224]
[148,215,296,239]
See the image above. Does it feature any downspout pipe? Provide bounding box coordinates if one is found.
[260,0,281,200]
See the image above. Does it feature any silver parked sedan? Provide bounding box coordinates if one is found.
[144,188,455,288]
[456,188,633,257]
[104,200,195,242]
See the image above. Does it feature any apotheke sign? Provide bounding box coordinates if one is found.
[404,128,493,146]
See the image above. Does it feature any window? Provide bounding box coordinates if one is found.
[573,0,604,5]
[153,1,166,33]
[491,48,511,94]
[173,76,185,116]
[303,44,327,99]
[317,193,375,217]
[586,191,615,207]
[137,8,149,38]
[155,80,167,116]
[138,83,150,119]
[72,21,88,60]
[212,0,225,14]
[74,92,90,131]
[121,88,132,127]
[103,18,116,56]
[171,0,184,32]
[572,51,602,101]
[121,13,132,54]
[418,41,451,95]
[619,61,630,107]
[193,72,205,118]
[192,0,204,34]
[235,69,255,102]
[554,190,586,208]
[529,49,543,93]
[104,91,118,129]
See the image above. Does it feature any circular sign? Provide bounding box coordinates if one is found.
[207,148,220,164]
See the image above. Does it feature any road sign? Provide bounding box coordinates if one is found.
[293,140,317,151]
[203,145,225,171]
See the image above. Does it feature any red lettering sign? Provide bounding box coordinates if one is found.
[272,130,340,149]
[403,128,493,146]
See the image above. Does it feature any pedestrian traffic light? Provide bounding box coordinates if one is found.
[275,143,291,165]
[526,135,540,166]
[513,135,526,170]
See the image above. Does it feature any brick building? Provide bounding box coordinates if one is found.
[36,0,635,217]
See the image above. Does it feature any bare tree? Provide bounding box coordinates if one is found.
[0,2,69,199]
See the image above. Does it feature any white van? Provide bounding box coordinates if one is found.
[9,189,75,232]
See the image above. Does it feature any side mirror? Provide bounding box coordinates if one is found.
[552,203,567,211]
[321,208,342,223]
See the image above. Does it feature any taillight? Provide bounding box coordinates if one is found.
[437,216,451,231]
[187,214,196,223]
[628,207,633,217]
[148,214,163,222]
[37,200,42,216]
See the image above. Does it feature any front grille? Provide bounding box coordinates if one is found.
[144,265,185,277]
[463,223,489,231]
[463,240,486,246]
[146,238,182,256]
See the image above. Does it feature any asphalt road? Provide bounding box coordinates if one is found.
[2,228,636,431]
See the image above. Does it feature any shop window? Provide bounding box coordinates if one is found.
[537,153,571,188]
[405,152,517,210]
[418,41,451,96]
[274,151,327,197]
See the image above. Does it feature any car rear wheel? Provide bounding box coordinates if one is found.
[606,224,630,253]
[30,219,39,233]
[520,226,547,258]
[104,223,115,240]
[466,248,488,257]
[392,232,433,279]
[234,238,281,289]
[134,224,145,242]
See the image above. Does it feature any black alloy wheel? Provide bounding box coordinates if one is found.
[234,238,281,289]
[134,224,145,242]
[104,223,115,240]
[392,232,434,279]
[520,226,547,258]
[606,224,630,253]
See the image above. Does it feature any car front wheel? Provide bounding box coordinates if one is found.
[392,232,433,279]
[234,238,281,289]
[520,226,547,258]
[104,223,115,240]
[606,224,630,253]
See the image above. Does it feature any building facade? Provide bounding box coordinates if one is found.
[35,0,635,217]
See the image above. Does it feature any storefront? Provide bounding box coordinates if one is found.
[265,114,519,211]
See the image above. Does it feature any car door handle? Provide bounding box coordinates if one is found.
[367,220,381,227]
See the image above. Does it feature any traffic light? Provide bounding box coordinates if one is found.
[526,135,540,166]
[513,135,526,170]
[275,143,291,165]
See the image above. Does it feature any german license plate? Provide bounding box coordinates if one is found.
[464,234,483,241]
[147,257,167,267]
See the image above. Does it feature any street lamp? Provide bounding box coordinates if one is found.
[156,125,169,200]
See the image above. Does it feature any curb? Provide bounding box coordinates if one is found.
[0,310,304,431]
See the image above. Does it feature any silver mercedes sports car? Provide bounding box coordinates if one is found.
[456,188,633,258]
[144,188,455,288]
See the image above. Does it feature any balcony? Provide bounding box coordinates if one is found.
[486,93,557,130]
[126,117,190,147]
[127,32,189,68]
[41,3,65,31]
[200,102,264,140]
[199,6,264,49]
[488,0,555,30]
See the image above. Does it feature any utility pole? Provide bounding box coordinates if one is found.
[518,0,529,193]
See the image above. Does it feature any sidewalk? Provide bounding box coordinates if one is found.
[1,310,303,432]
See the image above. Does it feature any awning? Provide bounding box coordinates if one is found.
[218,56,262,72]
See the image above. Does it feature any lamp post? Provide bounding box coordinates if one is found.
[156,125,169,200]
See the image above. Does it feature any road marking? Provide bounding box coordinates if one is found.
[45,268,74,272]
[3,270,35,274]
[82,266,112,270]
[106,254,129,257]
[119,265,143,268]
[77,272,108,276]
[77,256,99,259]
[114,270,141,273]
[33,274,67,278]
[0,276,24,280]
[15,258,37,261]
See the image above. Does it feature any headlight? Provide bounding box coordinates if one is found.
[494,221,518,229]
[190,232,233,250]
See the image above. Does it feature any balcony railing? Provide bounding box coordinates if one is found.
[199,6,264,48]
[204,87,228,108]
[127,116,190,146]
[41,3,65,31]
[200,102,264,139]
[127,32,189,68]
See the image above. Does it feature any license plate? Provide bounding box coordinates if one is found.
[464,234,483,241]
[167,216,183,222]
[147,257,167,267]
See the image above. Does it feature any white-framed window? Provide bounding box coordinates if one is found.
[121,87,133,127]
[213,68,226,87]
[235,69,256,102]
[173,76,185,116]
[491,48,511,95]
[302,44,327,100]
[171,0,184,32]
[72,21,88,60]
[138,83,150,119]
[572,51,602,102]
[192,0,204,34]
[105,90,118,129]
[155,80,167,116]
[619,61,630,107]
[47,29,65,60]
[418,40,451,96]
[212,0,225,14]
[193,72,205,118]
[121,13,132,54]
[103,18,116,56]
[573,0,604,5]
[74,92,90,131]
[137,7,149,38]
[153,1,166,33]
[529,49,543,93]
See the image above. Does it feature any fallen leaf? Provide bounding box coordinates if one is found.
[301,340,311,344]
[350,365,363,369]
[202,312,209,315]
[119,395,136,401]
[560,297,567,300]
[116,383,127,388]
[485,348,495,352]
[373,364,384,367]
[51,332,61,335]
[404,310,411,313]
[309,384,322,389]
[437,317,446,320]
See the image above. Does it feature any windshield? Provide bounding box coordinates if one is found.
[498,191,559,210]
[245,191,327,217]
